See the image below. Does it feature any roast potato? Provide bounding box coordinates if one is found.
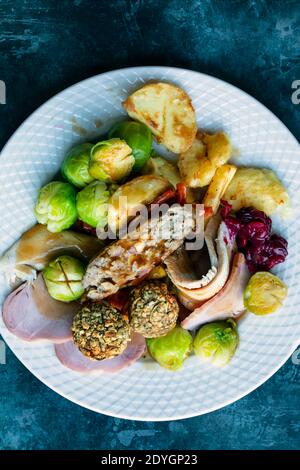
[123,82,197,154]
[223,167,290,217]
[178,131,232,188]
[142,155,181,188]
[203,164,237,219]
[143,154,198,202]
[108,175,171,230]
[201,132,232,167]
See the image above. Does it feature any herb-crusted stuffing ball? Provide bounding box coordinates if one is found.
[129,281,179,338]
[72,302,130,360]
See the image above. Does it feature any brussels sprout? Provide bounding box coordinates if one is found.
[43,255,85,302]
[193,319,239,367]
[61,143,94,188]
[89,138,135,182]
[34,181,77,233]
[76,180,114,228]
[244,272,288,315]
[109,120,152,171]
[147,326,193,371]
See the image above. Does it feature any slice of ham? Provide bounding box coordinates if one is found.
[2,274,79,343]
[181,253,250,330]
[55,332,146,373]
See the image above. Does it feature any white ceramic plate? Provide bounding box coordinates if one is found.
[0,67,299,421]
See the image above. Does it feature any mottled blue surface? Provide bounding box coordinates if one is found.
[0,0,299,450]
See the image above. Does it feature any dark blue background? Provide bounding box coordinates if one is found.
[0,0,299,450]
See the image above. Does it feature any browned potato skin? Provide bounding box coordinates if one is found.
[178,131,232,188]
[123,82,197,154]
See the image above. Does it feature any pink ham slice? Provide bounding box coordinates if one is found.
[2,274,79,343]
[181,253,250,330]
[55,332,146,373]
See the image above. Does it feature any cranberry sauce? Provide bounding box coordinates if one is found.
[220,202,288,273]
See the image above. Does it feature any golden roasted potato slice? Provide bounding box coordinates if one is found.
[123,82,197,153]
[108,175,171,230]
[142,155,181,188]
[201,132,232,167]
[223,167,290,217]
[178,135,214,187]
[143,154,198,202]
[178,131,232,188]
[203,164,237,220]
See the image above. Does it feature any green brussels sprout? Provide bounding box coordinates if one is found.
[147,326,193,371]
[34,181,77,233]
[43,255,85,302]
[61,143,94,188]
[76,180,114,228]
[89,138,135,182]
[193,319,239,367]
[109,120,152,171]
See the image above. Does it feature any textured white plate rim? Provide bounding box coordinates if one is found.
[0,66,299,421]
[2,332,298,422]
[1,66,299,160]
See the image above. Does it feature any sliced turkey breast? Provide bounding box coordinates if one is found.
[165,215,236,310]
[181,253,249,330]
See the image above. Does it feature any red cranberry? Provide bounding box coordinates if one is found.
[236,207,272,229]
[236,226,250,248]
[264,235,288,258]
[243,221,270,242]
[224,216,242,239]
[220,204,288,272]
[220,200,232,219]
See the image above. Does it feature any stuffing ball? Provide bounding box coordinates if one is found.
[129,281,179,338]
[72,302,130,360]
